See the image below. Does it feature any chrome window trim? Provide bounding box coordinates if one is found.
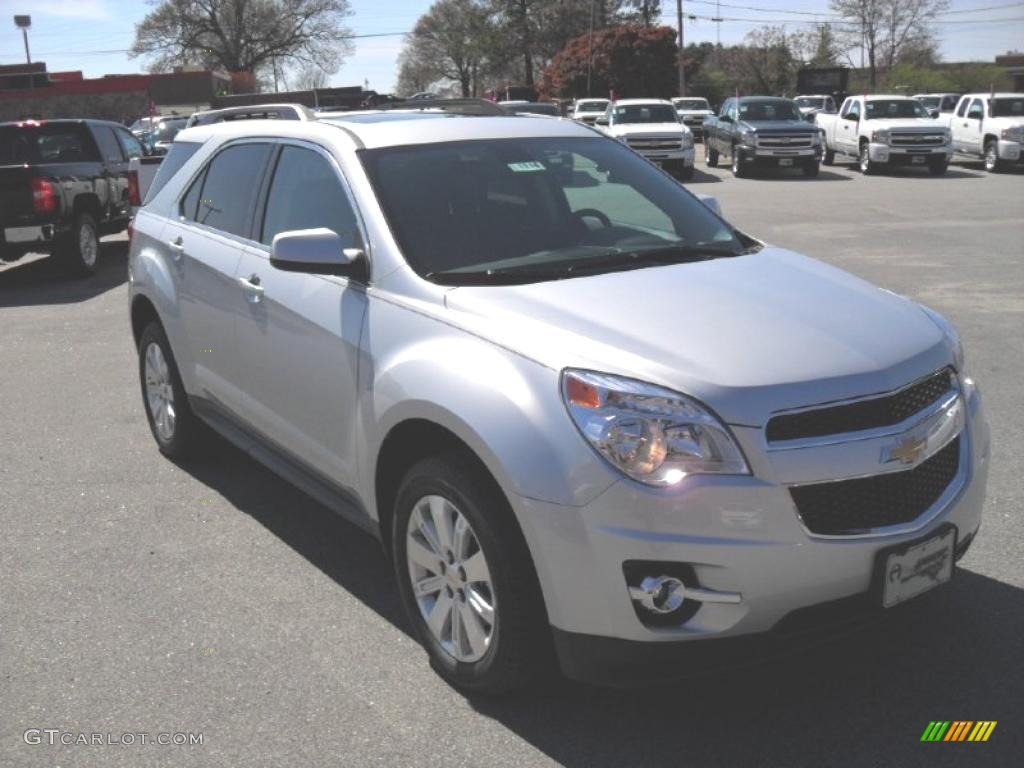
[788,428,969,541]
[765,368,957,451]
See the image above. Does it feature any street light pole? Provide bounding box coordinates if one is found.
[676,0,685,96]
[14,15,32,65]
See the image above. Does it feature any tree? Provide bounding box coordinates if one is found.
[292,64,329,90]
[740,26,800,96]
[790,24,840,68]
[541,24,678,99]
[400,0,493,97]
[621,0,662,26]
[829,0,949,88]
[130,0,354,83]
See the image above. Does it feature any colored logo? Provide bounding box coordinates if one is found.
[921,721,997,742]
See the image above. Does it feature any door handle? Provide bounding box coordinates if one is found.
[239,274,265,303]
[168,236,185,261]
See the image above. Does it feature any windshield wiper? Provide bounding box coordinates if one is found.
[427,244,743,285]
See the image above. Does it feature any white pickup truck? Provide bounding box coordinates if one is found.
[944,93,1024,172]
[816,95,952,175]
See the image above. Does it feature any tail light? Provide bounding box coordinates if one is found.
[127,170,141,206]
[30,177,56,213]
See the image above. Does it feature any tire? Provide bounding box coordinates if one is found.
[731,147,746,178]
[928,157,948,176]
[803,160,820,178]
[984,139,1003,173]
[675,163,694,181]
[859,143,878,175]
[705,142,719,168]
[138,321,202,459]
[822,136,835,166]
[392,452,550,694]
[58,211,100,276]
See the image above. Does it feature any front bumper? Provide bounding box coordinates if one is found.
[636,148,695,167]
[738,145,820,167]
[515,382,990,684]
[997,139,1022,161]
[868,142,953,164]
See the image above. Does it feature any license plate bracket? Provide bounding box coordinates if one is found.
[875,524,956,608]
[911,155,926,164]
[778,158,794,166]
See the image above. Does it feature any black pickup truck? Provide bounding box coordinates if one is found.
[703,97,822,178]
[1,119,146,275]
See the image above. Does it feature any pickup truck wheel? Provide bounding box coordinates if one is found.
[58,212,100,276]
[984,140,1003,172]
[393,452,550,694]
[731,148,746,178]
[928,157,948,175]
[674,163,694,181]
[858,144,877,175]
[822,137,835,166]
[138,321,202,459]
[705,143,719,168]
[803,160,820,178]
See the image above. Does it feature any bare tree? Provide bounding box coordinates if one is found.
[830,0,948,88]
[130,0,354,82]
[293,64,330,90]
[402,0,493,97]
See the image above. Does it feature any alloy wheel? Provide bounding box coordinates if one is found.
[144,342,176,442]
[985,144,997,172]
[79,223,98,267]
[406,494,495,663]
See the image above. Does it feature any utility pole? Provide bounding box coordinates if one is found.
[586,0,595,97]
[676,0,685,96]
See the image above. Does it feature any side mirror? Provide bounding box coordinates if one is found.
[270,227,366,280]
[697,194,722,217]
[595,116,609,126]
[720,114,733,123]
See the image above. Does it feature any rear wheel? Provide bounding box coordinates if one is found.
[392,452,550,694]
[984,139,1003,172]
[58,212,99,276]
[705,142,719,168]
[138,321,202,459]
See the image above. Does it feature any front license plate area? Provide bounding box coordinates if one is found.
[778,158,794,166]
[911,155,926,164]
[878,525,956,608]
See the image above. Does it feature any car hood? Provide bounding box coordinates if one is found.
[867,117,939,129]
[678,110,714,116]
[443,247,949,425]
[609,123,685,135]
[740,120,818,133]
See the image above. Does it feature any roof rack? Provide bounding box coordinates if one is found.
[376,98,509,116]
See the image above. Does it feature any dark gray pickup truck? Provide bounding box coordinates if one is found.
[703,97,822,178]
[1,119,146,275]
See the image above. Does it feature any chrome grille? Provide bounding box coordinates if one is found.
[626,137,683,151]
[890,133,946,147]
[756,134,814,149]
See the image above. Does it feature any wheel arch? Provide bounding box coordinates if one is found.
[130,294,161,347]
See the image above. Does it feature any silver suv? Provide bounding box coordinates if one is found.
[128,114,990,691]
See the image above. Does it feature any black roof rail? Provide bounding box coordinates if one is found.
[376,98,509,116]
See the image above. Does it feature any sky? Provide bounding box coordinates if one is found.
[0,1,1021,94]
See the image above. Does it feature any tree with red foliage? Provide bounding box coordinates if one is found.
[541,24,685,100]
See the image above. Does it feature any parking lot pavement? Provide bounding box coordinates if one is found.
[2,163,1022,768]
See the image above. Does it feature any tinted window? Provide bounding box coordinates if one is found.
[941,95,958,111]
[361,137,743,284]
[181,169,204,221]
[864,99,928,119]
[738,100,800,121]
[956,98,968,117]
[968,99,984,119]
[146,140,201,205]
[117,128,144,160]
[991,97,1024,117]
[94,126,125,163]
[192,143,272,237]
[0,124,99,164]
[261,146,361,247]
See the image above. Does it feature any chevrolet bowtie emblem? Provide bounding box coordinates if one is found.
[886,435,927,465]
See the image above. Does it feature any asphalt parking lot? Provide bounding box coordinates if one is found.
[1,156,1022,768]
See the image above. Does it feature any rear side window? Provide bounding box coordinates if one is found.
[117,128,144,161]
[188,143,272,237]
[94,126,125,163]
[260,146,361,247]
[145,140,201,204]
[0,123,99,164]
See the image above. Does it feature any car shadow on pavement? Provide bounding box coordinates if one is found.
[683,167,722,184]
[469,568,1023,768]
[0,241,128,307]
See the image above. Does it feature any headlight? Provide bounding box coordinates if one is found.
[738,129,757,146]
[1002,125,1024,141]
[871,129,890,144]
[561,370,750,486]
[681,131,694,148]
[810,132,821,145]
[943,127,952,143]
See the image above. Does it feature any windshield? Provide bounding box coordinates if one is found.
[360,137,746,285]
[738,100,801,121]
[991,97,1024,117]
[614,104,678,124]
[865,99,928,119]
[512,103,559,116]
[576,100,608,112]
[916,97,941,110]
[673,99,710,111]
[795,97,825,109]
[154,120,186,142]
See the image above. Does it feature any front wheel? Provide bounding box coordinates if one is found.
[859,143,879,175]
[822,135,835,166]
[984,140,1003,172]
[674,162,694,181]
[393,452,549,694]
[705,142,719,168]
[731,147,746,177]
[929,157,948,176]
[803,160,821,178]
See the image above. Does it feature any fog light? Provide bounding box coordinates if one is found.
[632,575,687,614]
